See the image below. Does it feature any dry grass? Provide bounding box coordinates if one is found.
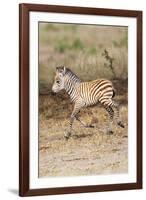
[38,23,128,177]
[39,80,128,177]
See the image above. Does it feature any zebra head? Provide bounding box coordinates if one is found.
[52,66,66,93]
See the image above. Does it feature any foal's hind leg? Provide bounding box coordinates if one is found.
[113,102,125,128]
[105,106,114,134]
[75,115,94,128]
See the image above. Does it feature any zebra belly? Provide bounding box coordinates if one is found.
[80,89,101,106]
[84,94,100,106]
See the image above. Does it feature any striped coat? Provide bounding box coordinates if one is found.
[52,66,124,139]
[77,79,115,106]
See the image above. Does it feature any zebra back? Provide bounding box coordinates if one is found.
[78,79,115,106]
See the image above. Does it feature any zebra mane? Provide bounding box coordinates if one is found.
[65,68,81,83]
[57,66,81,83]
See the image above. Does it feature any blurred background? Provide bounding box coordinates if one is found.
[39,23,128,94]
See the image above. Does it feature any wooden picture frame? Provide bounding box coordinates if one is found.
[19,3,142,196]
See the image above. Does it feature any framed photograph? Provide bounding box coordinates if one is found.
[19,3,142,196]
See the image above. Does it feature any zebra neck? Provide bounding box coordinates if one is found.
[64,79,79,100]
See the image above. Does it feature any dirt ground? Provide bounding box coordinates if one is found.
[39,83,128,177]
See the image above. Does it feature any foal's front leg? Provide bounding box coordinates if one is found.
[64,100,85,139]
[64,104,81,139]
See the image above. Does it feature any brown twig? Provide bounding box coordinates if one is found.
[102,49,116,78]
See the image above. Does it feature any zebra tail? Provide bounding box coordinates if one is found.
[112,88,116,98]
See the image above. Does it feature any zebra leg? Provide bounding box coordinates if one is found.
[64,114,75,139]
[113,102,125,128]
[75,115,94,128]
[105,106,114,134]
[64,105,81,139]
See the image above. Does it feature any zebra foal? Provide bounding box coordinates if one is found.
[52,66,124,139]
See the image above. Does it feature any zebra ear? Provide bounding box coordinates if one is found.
[56,66,59,71]
[63,66,66,75]
[56,66,66,75]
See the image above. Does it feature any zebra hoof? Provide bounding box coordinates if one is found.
[64,131,71,140]
[118,121,125,128]
[107,130,114,135]
[88,124,95,128]
[85,124,95,128]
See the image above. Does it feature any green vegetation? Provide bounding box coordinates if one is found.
[55,38,85,53]
[88,47,97,55]
[72,38,84,50]
[55,38,70,53]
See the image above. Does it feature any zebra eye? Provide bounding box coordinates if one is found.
[56,80,60,84]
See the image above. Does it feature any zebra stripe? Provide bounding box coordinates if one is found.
[52,66,124,139]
